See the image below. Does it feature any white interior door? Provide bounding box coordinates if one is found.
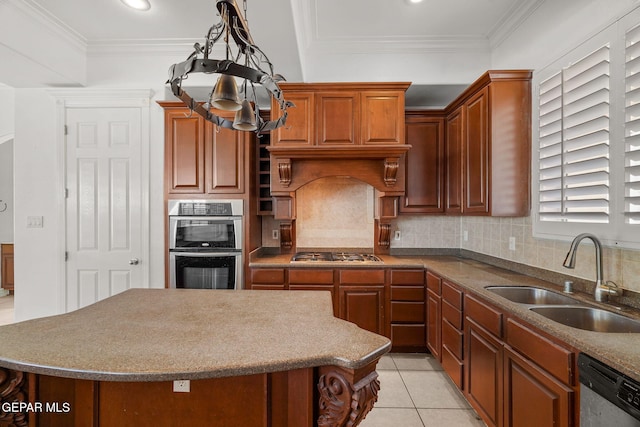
[65,107,146,310]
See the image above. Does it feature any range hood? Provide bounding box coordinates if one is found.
[266,82,411,254]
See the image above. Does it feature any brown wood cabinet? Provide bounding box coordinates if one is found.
[445,71,532,216]
[289,269,338,315]
[271,83,408,147]
[160,102,250,196]
[463,293,577,427]
[404,70,532,217]
[1,243,14,293]
[465,294,504,427]
[339,270,386,336]
[401,112,445,214]
[426,271,442,361]
[388,269,426,351]
[441,280,464,389]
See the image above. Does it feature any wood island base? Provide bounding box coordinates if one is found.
[0,362,381,427]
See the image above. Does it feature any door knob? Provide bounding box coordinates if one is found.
[129,258,140,265]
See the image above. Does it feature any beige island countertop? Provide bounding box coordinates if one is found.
[0,288,390,381]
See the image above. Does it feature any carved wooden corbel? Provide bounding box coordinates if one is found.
[378,223,391,248]
[277,159,292,187]
[317,368,380,427]
[383,157,400,187]
[279,222,294,251]
[0,368,29,427]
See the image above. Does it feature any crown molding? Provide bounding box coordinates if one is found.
[8,0,87,53]
[86,38,203,56]
[488,0,545,49]
[308,35,491,55]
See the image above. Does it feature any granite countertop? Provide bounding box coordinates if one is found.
[0,289,390,382]
[250,251,640,383]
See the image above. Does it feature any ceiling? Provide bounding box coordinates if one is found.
[22,0,542,107]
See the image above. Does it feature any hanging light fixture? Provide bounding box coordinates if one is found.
[167,0,292,132]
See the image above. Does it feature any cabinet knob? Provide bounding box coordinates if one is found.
[129,258,140,265]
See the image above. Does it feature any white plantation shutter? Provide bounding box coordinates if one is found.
[538,45,611,223]
[625,24,640,225]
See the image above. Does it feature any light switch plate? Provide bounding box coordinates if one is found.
[27,216,43,228]
[509,236,516,251]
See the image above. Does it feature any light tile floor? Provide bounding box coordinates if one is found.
[361,353,486,427]
[0,294,14,326]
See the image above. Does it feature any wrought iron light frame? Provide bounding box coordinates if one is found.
[167,0,292,132]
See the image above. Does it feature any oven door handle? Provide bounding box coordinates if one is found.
[170,251,240,257]
[169,216,241,222]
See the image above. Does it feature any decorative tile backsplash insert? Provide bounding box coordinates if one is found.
[392,215,640,293]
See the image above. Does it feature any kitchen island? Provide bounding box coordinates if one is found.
[0,289,390,427]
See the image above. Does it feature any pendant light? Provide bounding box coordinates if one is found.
[167,0,293,132]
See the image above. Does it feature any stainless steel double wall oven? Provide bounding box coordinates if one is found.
[168,199,243,290]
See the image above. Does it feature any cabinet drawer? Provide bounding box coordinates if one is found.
[426,271,441,294]
[250,268,285,284]
[339,269,385,285]
[391,324,426,348]
[442,318,463,359]
[391,301,425,323]
[289,269,334,284]
[442,300,463,330]
[249,284,286,291]
[465,294,503,338]
[442,345,463,390]
[506,318,574,385]
[391,285,425,301]
[390,269,425,285]
[442,281,463,309]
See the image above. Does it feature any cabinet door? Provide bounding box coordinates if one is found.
[401,116,445,213]
[165,110,205,194]
[339,286,385,335]
[465,319,503,427]
[205,122,246,194]
[464,87,490,214]
[361,91,405,145]
[445,107,464,213]
[316,92,360,146]
[504,346,573,427]
[426,288,441,361]
[289,269,337,315]
[272,92,314,146]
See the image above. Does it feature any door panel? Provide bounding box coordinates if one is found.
[66,108,144,311]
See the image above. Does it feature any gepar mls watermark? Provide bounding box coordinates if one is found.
[1,401,71,413]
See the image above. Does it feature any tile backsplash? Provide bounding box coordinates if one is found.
[392,215,640,293]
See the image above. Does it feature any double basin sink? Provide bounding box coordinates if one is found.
[486,286,640,333]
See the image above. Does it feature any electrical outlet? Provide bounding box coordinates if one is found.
[463,230,468,241]
[509,236,516,251]
[272,229,279,240]
[394,231,401,240]
[173,380,190,393]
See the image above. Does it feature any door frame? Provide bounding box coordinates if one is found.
[52,89,152,313]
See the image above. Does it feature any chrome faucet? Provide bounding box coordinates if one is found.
[563,233,620,302]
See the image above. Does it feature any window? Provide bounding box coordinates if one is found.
[533,9,640,248]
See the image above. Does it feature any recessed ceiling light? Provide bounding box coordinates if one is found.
[407,0,424,3]
[121,0,151,11]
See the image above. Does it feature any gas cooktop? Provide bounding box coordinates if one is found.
[291,252,382,262]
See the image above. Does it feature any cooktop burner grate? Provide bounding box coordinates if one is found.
[291,252,382,262]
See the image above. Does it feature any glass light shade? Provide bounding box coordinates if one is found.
[211,75,242,111]
[232,100,258,131]
[121,0,151,11]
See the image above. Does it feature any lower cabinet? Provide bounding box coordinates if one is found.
[464,293,577,427]
[441,280,464,389]
[426,271,442,361]
[288,269,337,315]
[248,268,286,290]
[389,269,426,351]
[1,244,14,293]
[339,270,386,336]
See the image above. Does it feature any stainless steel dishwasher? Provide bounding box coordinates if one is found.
[579,353,640,426]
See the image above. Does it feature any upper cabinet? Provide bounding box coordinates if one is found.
[271,82,409,147]
[159,102,250,196]
[405,70,532,217]
[401,112,445,214]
